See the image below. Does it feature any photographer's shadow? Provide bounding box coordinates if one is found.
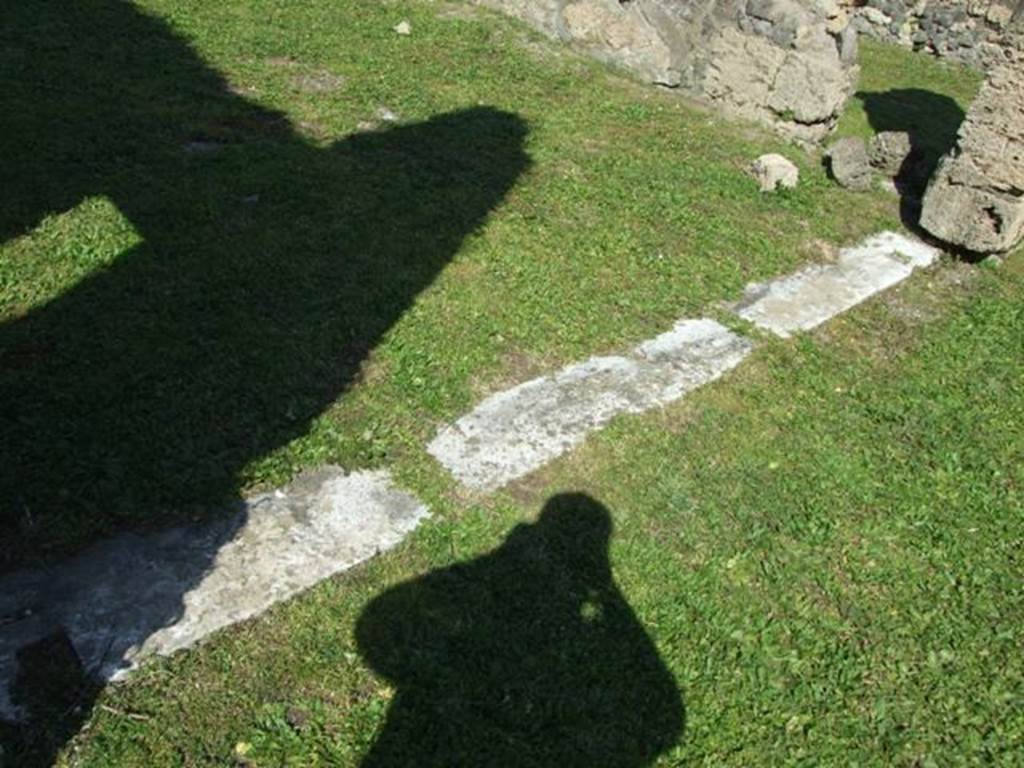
[357,494,685,766]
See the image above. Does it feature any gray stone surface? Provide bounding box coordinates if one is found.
[751,153,800,191]
[735,231,939,336]
[869,130,914,176]
[0,468,428,721]
[476,0,858,140]
[920,48,1024,253]
[560,0,677,85]
[827,136,874,190]
[845,0,1019,67]
[428,319,753,491]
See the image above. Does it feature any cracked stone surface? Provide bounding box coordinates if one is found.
[735,231,939,337]
[476,0,858,140]
[0,468,428,721]
[920,43,1024,254]
[428,319,753,491]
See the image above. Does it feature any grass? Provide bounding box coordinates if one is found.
[0,0,907,567]
[1,1,1020,765]
[835,38,982,155]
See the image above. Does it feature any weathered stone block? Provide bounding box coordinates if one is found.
[560,0,678,85]
[751,153,801,190]
[869,131,914,176]
[476,0,859,140]
[828,136,874,190]
[845,0,1019,67]
[920,50,1024,253]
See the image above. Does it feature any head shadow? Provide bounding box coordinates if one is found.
[356,493,685,767]
[0,0,529,763]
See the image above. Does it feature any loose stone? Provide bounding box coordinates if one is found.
[751,154,800,192]
[827,136,874,191]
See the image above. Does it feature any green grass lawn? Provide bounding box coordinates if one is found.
[3,1,1021,765]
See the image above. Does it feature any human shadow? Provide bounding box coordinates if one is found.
[0,0,529,764]
[356,494,685,766]
[855,89,967,226]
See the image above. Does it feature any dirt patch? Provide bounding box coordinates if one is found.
[800,238,840,264]
[290,71,346,93]
[266,55,297,68]
[502,461,561,508]
[881,258,978,324]
[468,346,549,402]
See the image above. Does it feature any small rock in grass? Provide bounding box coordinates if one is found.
[285,706,309,730]
[751,153,800,192]
[869,131,913,177]
[394,20,412,36]
[376,106,399,123]
[827,137,873,191]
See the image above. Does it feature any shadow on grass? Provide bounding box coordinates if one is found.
[0,0,528,764]
[357,493,685,767]
[855,88,966,226]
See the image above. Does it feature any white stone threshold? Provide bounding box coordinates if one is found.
[428,319,753,491]
[0,232,940,719]
[735,231,939,337]
[429,231,939,491]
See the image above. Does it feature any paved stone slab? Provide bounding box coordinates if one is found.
[0,468,428,721]
[428,319,753,491]
[734,231,939,337]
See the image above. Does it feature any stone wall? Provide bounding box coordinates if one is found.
[844,0,1021,66]
[476,0,859,141]
[920,31,1024,252]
